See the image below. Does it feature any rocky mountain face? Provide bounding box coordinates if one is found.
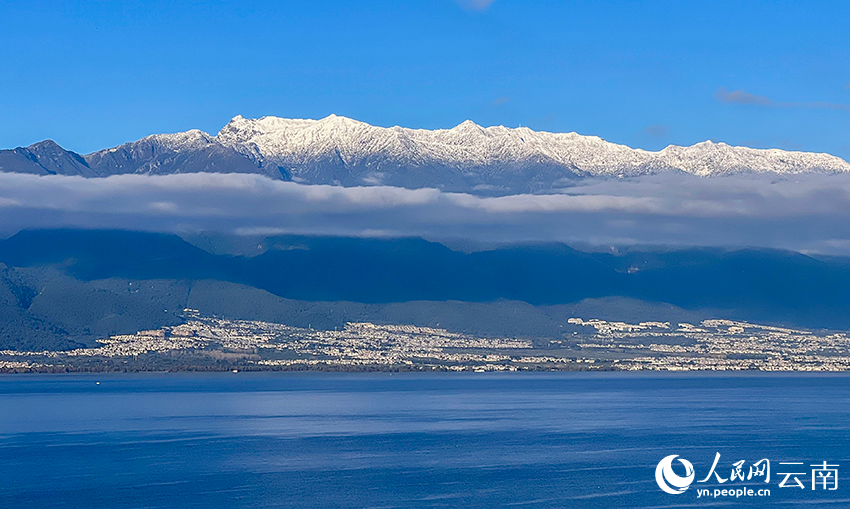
[84,130,275,178]
[0,140,96,177]
[2,115,849,194]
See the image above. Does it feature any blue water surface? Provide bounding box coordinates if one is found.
[1,373,848,508]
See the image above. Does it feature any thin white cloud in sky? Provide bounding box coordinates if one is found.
[643,124,669,138]
[454,0,495,12]
[2,172,850,254]
[714,87,773,106]
[715,87,850,110]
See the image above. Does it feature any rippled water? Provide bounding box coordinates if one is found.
[1,373,848,508]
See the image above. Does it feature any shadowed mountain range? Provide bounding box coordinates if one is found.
[1,229,848,350]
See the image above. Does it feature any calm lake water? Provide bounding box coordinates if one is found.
[1,373,848,508]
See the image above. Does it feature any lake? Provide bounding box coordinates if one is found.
[1,373,848,508]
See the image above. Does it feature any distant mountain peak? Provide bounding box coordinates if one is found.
[452,119,483,131]
[27,139,64,150]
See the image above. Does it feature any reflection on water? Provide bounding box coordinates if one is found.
[1,373,848,508]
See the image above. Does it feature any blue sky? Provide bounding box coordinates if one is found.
[1,0,849,157]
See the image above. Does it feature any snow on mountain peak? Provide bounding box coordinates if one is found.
[452,120,484,133]
[6,114,830,193]
[152,129,215,151]
[100,129,215,155]
[208,114,850,189]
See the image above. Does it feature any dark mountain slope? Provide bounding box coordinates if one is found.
[0,229,230,281]
[1,229,849,336]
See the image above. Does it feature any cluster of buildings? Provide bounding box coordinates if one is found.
[2,312,849,372]
[568,318,850,371]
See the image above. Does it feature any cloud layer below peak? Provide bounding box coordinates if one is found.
[2,172,850,254]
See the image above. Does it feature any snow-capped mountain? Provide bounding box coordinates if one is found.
[215,114,850,181]
[2,115,849,195]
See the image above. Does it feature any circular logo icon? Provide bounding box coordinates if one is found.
[655,455,695,494]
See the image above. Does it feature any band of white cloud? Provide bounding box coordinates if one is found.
[1,171,850,254]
